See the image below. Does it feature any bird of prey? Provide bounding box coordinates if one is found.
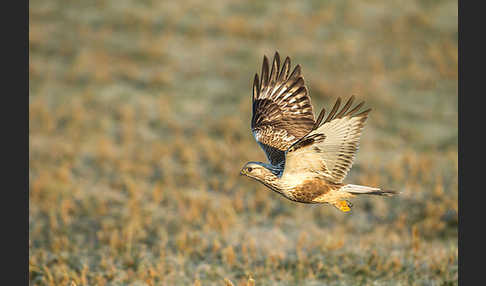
[240,52,397,212]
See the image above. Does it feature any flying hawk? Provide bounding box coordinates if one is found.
[240,52,397,212]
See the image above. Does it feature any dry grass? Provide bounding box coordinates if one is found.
[30,0,457,285]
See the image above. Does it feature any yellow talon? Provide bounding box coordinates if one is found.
[334,200,352,212]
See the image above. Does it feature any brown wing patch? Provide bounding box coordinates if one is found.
[251,52,316,166]
[287,133,326,153]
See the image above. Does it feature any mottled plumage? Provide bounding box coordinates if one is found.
[251,54,315,167]
[241,52,397,212]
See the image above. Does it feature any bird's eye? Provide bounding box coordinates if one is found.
[246,167,253,172]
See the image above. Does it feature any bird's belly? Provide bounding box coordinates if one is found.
[283,178,342,203]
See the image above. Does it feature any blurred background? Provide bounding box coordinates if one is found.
[29,0,457,285]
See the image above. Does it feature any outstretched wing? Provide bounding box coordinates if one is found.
[251,52,316,167]
[285,96,371,183]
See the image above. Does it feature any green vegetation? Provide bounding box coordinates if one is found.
[30,0,457,285]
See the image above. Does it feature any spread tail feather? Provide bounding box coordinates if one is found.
[341,184,398,197]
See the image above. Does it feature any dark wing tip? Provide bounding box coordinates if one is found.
[317,96,371,126]
[323,97,342,123]
[346,101,365,116]
[278,56,292,82]
[270,52,281,83]
[283,56,291,67]
[334,95,355,118]
[291,64,302,78]
[356,107,372,117]
[252,73,260,101]
[313,107,326,130]
[261,55,270,88]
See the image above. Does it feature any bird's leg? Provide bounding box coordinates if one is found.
[333,200,352,212]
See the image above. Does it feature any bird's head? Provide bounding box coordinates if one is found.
[240,162,279,183]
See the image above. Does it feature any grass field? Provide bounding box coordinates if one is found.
[29,0,458,285]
